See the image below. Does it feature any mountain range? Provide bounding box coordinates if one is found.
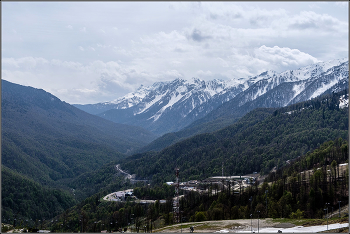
[75,58,348,136]
[1,58,348,223]
[119,90,349,183]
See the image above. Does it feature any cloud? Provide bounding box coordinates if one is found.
[248,8,287,27]
[190,28,211,42]
[2,57,49,69]
[335,2,348,7]
[170,60,182,66]
[254,45,320,69]
[199,2,244,21]
[2,2,347,104]
[216,45,320,78]
[76,88,97,94]
[2,57,187,104]
[215,58,229,68]
[196,70,213,77]
[287,11,345,32]
[97,43,111,48]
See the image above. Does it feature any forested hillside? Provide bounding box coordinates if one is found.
[42,138,348,233]
[1,166,76,222]
[2,81,348,229]
[120,90,348,184]
[1,80,156,223]
[1,80,156,185]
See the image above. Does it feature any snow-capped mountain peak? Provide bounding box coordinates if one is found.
[75,58,348,135]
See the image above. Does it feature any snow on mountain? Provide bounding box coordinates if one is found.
[282,57,347,81]
[233,58,349,108]
[339,94,349,109]
[74,58,348,135]
[104,77,233,121]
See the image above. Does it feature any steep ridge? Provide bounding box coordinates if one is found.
[1,80,156,185]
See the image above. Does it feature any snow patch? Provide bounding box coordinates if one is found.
[292,82,305,99]
[148,92,185,121]
[310,77,341,99]
[339,94,349,109]
[137,92,168,114]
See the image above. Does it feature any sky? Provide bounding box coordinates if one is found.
[1,1,349,104]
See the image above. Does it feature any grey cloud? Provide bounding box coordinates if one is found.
[174,47,186,53]
[98,73,130,96]
[250,15,269,26]
[210,13,218,20]
[228,12,242,19]
[287,11,342,31]
[289,21,318,30]
[191,29,211,42]
[210,11,242,21]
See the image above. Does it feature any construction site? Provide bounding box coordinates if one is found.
[171,168,261,223]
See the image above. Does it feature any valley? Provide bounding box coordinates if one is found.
[1,59,349,233]
[2,0,349,232]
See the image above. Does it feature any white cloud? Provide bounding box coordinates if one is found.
[286,11,346,32]
[1,2,348,104]
[335,2,348,7]
[196,70,213,77]
[76,88,97,94]
[2,57,188,104]
[254,45,320,70]
[2,57,49,69]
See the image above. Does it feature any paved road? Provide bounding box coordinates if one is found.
[115,164,133,180]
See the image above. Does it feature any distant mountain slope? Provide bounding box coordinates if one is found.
[190,60,348,127]
[119,90,348,184]
[1,80,156,185]
[75,58,348,136]
[136,59,348,153]
[84,78,247,134]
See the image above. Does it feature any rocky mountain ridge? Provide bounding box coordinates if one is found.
[75,58,348,135]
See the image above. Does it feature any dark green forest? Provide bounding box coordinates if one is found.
[1,79,156,185]
[1,166,76,223]
[1,87,348,230]
[1,80,156,224]
[40,138,348,233]
[119,90,348,184]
